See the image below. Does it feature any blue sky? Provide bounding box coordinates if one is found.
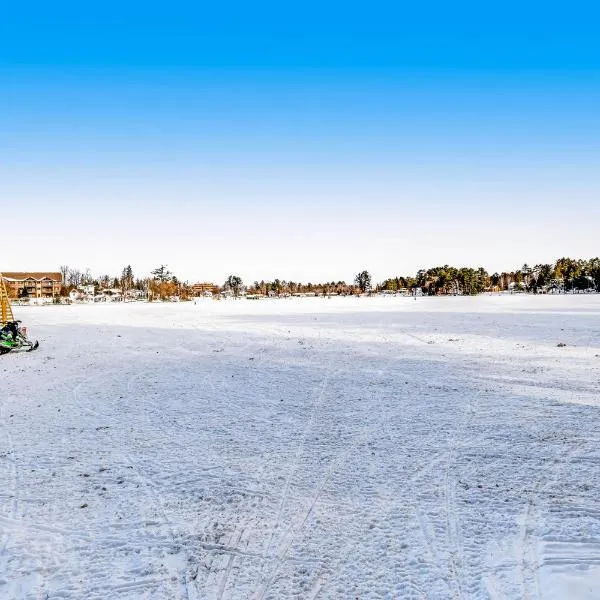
[2,1,599,283]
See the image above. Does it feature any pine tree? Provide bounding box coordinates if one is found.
[225,275,243,297]
[121,265,134,295]
[354,270,372,294]
[151,265,172,282]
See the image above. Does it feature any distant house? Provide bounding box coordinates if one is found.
[95,288,123,302]
[507,282,525,294]
[191,282,218,296]
[69,289,87,302]
[69,285,98,303]
[548,278,565,294]
[124,289,146,300]
[2,272,62,298]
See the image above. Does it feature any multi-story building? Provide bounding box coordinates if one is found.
[2,272,63,298]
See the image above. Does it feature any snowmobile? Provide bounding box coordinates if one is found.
[0,320,39,354]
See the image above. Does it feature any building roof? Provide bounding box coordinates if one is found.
[2,272,62,282]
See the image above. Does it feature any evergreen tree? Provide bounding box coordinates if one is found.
[354,270,372,293]
[121,265,134,294]
[151,265,173,282]
[225,275,243,297]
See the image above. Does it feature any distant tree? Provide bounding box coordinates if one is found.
[121,265,134,295]
[427,265,457,295]
[149,279,178,301]
[67,268,82,287]
[573,273,593,291]
[415,269,428,289]
[404,276,417,291]
[521,264,532,291]
[178,281,192,300]
[151,265,172,282]
[381,278,401,292]
[272,278,282,295]
[589,258,600,291]
[59,265,69,285]
[354,270,372,294]
[534,264,553,290]
[225,275,243,297]
[476,267,489,293]
[82,268,93,285]
[554,257,581,292]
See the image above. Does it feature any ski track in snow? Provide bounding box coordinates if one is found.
[1,295,600,599]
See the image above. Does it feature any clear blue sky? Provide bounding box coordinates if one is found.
[2,1,599,283]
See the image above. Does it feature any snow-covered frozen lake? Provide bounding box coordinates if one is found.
[2,295,600,599]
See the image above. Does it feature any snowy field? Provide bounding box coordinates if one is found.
[2,295,600,600]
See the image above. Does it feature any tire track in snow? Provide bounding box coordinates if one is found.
[439,385,478,600]
[0,437,18,566]
[319,451,449,600]
[519,440,585,600]
[253,328,446,599]
[340,345,436,598]
[252,421,384,600]
[72,368,192,600]
[125,365,214,600]
[251,345,355,598]
[190,334,282,599]
[253,334,341,582]
[260,367,335,561]
[419,348,482,600]
[267,335,419,598]
[443,443,466,600]
[388,331,486,598]
[375,337,477,599]
[0,392,20,580]
[374,366,464,597]
[213,464,269,600]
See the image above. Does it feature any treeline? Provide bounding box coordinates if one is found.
[380,257,600,295]
[59,264,189,301]
[242,259,600,296]
[58,257,600,300]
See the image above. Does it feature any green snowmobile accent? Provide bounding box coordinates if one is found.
[0,321,39,354]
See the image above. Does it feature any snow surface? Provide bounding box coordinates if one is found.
[2,295,600,599]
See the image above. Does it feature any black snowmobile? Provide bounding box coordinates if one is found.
[0,320,39,354]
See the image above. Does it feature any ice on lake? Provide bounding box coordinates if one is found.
[2,295,600,599]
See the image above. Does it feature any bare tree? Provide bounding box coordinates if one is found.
[67,268,82,287]
[59,265,69,285]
